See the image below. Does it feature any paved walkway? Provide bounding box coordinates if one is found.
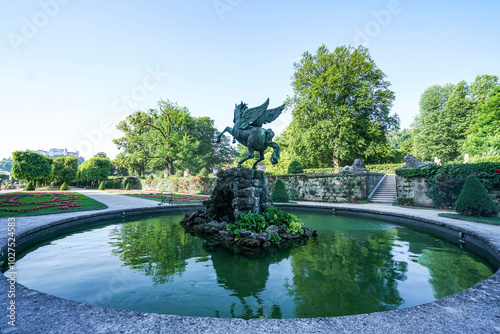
[0,190,499,333]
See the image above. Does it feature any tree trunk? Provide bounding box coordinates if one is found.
[332,149,340,168]
[167,157,174,176]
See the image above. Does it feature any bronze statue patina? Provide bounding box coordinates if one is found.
[217,98,284,169]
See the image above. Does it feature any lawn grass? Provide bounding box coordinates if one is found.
[439,213,500,225]
[104,190,209,204]
[0,191,107,218]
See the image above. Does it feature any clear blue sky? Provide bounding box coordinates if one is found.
[1,0,499,160]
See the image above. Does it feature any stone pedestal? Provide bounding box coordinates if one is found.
[203,167,271,222]
[180,167,316,255]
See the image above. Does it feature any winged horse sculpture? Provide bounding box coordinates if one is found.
[217,98,284,169]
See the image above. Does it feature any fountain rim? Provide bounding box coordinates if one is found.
[1,203,499,333]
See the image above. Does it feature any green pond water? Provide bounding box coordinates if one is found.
[5,210,496,319]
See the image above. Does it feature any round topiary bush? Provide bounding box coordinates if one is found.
[24,181,35,191]
[60,182,69,191]
[271,179,289,203]
[125,182,131,190]
[455,175,498,217]
[288,160,303,174]
[98,181,106,190]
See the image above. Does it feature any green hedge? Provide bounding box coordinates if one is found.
[455,175,498,217]
[468,155,500,163]
[303,167,342,174]
[271,179,289,202]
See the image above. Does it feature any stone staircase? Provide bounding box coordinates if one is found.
[369,174,398,203]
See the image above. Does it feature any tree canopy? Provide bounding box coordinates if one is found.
[412,75,499,162]
[52,156,78,184]
[284,45,398,167]
[462,86,500,156]
[11,150,52,182]
[113,99,236,176]
[76,157,111,187]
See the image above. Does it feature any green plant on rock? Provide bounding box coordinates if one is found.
[98,181,106,190]
[455,175,498,217]
[271,179,289,202]
[226,207,305,244]
[24,181,35,191]
[60,182,69,191]
[288,161,304,174]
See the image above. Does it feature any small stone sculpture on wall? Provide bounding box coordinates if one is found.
[341,158,368,173]
[399,154,434,169]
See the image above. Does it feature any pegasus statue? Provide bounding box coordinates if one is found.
[217,98,285,169]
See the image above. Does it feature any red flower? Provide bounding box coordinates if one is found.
[495,169,500,173]
[424,179,428,183]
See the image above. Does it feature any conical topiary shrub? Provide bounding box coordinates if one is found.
[125,182,131,190]
[98,181,106,190]
[288,160,303,174]
[455,175,498,217]
[25,181,35,191]
[271,179,289,203]
[60,182,69,191]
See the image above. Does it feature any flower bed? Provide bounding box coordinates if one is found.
[0,191,107,217]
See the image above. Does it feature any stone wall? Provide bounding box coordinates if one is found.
[396,176,433,206]
[267,172,384,202]
[397,176,500,210]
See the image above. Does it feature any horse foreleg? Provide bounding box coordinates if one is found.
[237,148,255,168]
[217,127,232,143]
[252,150,265,169]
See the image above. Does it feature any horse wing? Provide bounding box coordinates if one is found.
[252,103,285,127]
[237,98,269,129]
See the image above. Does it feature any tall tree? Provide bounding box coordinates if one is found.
[52,156,78,184]
[462,86,500,156]
[412,84,454,161]
[11,150,52,183]
[412,75,499,162]
[77,157,111,188]
[285,45,398,167]
[114,99,236,176]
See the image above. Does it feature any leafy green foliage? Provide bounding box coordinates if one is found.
[76,157,112,188]
[412,75,499,163]
[125,182,131,190]
[12,151,52,182]
[455,175,498,217]
[226,207,304,244]
[398,163,500,207]
[271,179,289,202]
[98,181,106,190]
[113,99,236,176]
[285,45,398,167]
[52,157,78,184]
[468,156,500,163]
[0,174,9,181]
[24,181,35,191]
[60,182,69,191]
[288,161,303,174]
[462,86,500,156]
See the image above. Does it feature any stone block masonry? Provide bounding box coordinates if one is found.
[267,172,384,202]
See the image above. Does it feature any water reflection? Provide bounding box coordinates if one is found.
[90,212,494,318]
